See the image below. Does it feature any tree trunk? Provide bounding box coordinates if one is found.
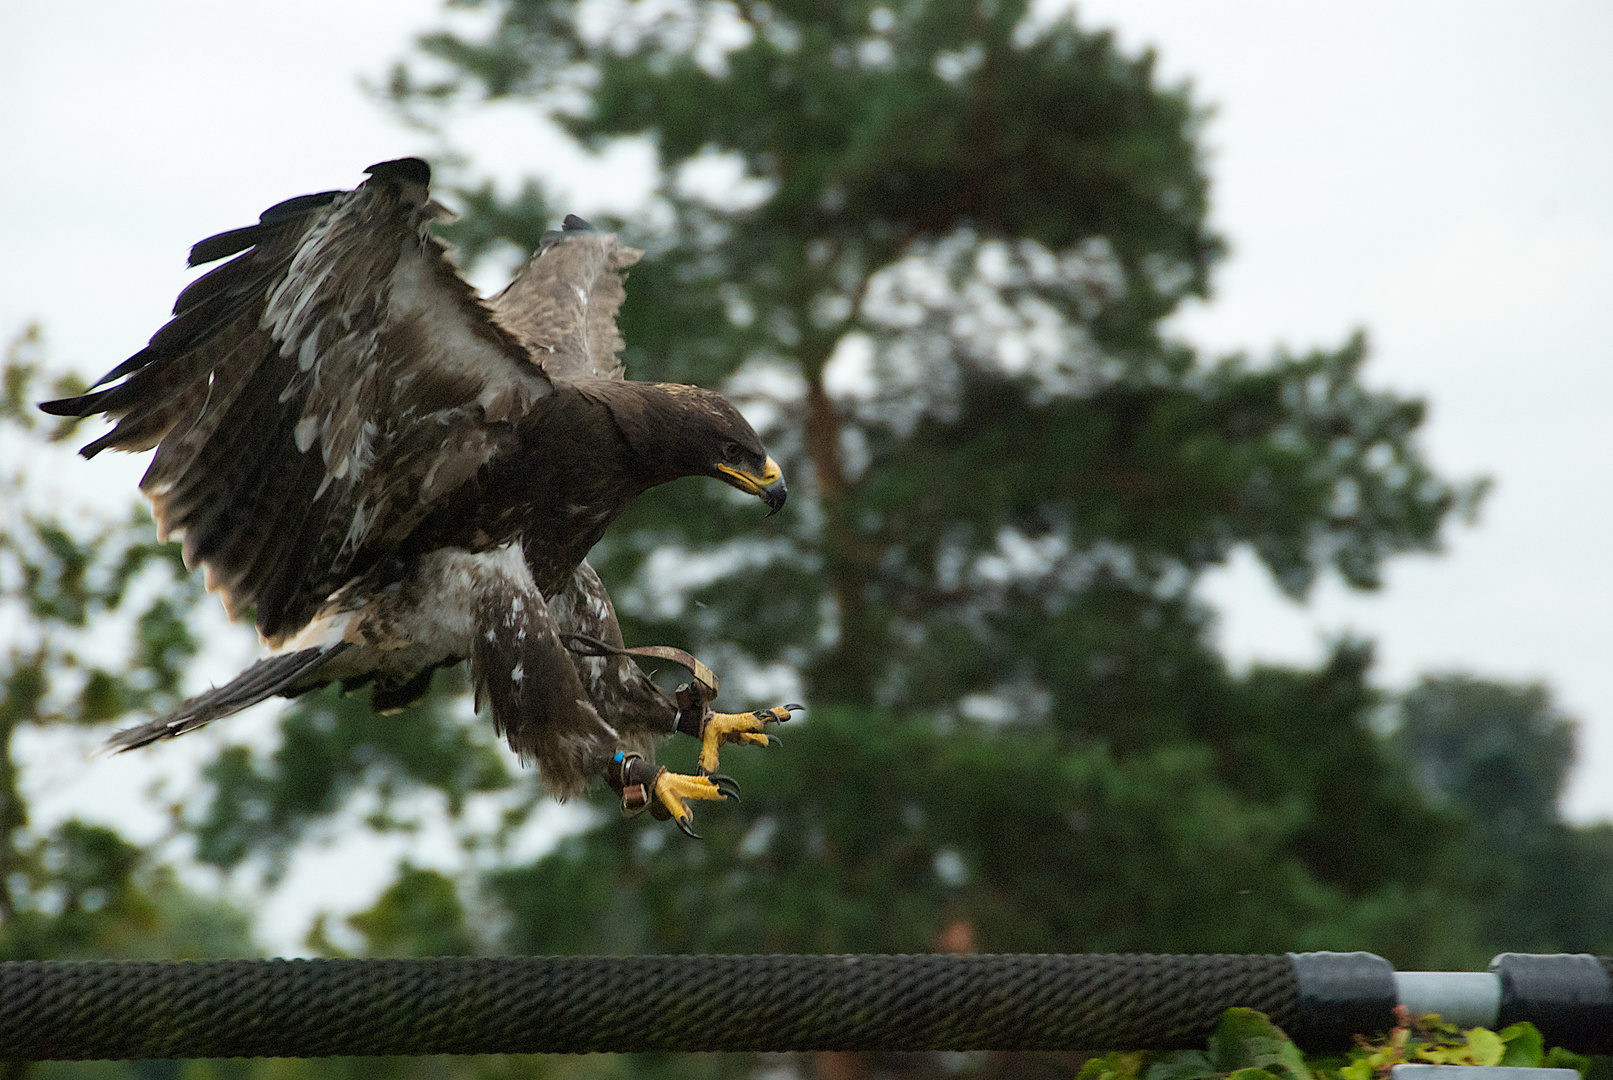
[801,360,880,704]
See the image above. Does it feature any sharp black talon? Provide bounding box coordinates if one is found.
[675,815,701,840]
[711,774,741,800]
[766,733,782,747]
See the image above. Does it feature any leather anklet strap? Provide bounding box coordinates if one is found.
[560,633,719,699]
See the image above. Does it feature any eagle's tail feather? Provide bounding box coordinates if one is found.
[104,643,350,753]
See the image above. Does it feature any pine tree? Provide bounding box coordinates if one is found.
[370,0,1488,969]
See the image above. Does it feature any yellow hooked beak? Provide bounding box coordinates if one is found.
[716,456,787,515]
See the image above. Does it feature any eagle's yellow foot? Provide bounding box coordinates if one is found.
[654,769,739,839]
[696,704,802,775]
[606,751,738,839]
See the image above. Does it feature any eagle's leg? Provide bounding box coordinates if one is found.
[608,751,738,839]
[690,705,801,775]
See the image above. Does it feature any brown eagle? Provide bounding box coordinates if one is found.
[41,157,797,837]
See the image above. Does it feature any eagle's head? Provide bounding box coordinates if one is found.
[609,383,787,515]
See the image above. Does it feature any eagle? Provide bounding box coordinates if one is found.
[41,157,798,837]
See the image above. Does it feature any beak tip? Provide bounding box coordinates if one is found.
[762,483,787,516]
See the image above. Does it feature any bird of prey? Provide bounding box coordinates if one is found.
[41,157,798,836]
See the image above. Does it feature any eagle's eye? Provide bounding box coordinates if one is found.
[722,441,744,463]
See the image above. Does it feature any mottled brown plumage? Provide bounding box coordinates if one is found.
[42,159,791,811]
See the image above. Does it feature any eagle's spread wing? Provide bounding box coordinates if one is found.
[41,159,552,644]
[486,215,643,381]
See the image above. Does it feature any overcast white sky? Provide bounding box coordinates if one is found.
[2,1,1610,950]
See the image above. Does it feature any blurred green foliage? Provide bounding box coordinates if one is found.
[2,1,1610,1077]
[1081,1008,1601,1080]
[1391,676,1613,956]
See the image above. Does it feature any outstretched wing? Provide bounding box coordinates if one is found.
[41,158,551,644]
[485,215,643,381]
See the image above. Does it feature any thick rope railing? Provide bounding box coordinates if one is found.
[0,952,1608,1062]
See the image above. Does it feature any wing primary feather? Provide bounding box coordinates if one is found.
[172,249,258,315]
[362,158,431,185]
[67,250,267,408]
[188,191,340,266]
[88,347,158,392]
[258,190,343,225]
[41,338,169,409]
[188,225,263,267]
[37,386,115,418]
[46,262,272,431]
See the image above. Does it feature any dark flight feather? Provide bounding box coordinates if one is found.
[186,225,262,268]
[188,191,343,266]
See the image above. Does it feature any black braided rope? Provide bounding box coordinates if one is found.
[0,954,1297,1061]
